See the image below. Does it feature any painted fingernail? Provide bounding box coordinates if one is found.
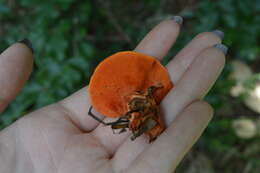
[18,38,34,54]
[213,43,228,55]
[212,30,224,40]
[171,16,183,25]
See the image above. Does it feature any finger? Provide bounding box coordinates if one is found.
[134,16,182,60]
[0,39,33,113]
[113,44,226,169]
[163,44,227,124]
[91,17,183,154]
[167,30,224,83]
[125,101,213,173]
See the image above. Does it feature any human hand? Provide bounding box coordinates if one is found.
[0,16,226,173]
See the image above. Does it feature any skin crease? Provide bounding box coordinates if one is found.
[0,19,225,173]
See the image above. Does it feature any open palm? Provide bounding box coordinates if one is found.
[0,17,226,173]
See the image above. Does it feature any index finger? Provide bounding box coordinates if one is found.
[135,16,182,60]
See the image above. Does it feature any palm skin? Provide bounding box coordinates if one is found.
[13,104,113,173]
[0,17,226,173]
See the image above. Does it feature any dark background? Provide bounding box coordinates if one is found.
[0,0,259,172]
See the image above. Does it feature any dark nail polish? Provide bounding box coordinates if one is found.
[212,30,224,40]
[213,43,228,55]
[171,16,183,25]
[18,38,34,54]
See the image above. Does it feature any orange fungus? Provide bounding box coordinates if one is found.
[89,51,173,117]
[88,51,174,141]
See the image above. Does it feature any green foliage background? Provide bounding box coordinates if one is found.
[0,0,259,172]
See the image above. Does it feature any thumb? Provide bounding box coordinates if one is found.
[0,39,33,113]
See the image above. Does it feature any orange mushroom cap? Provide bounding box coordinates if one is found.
[89,51,173,118]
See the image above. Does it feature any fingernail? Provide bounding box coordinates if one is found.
[171,16,183,25]
[212,30,224,40]
[213,43,228,55]
[18,38,34,54]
